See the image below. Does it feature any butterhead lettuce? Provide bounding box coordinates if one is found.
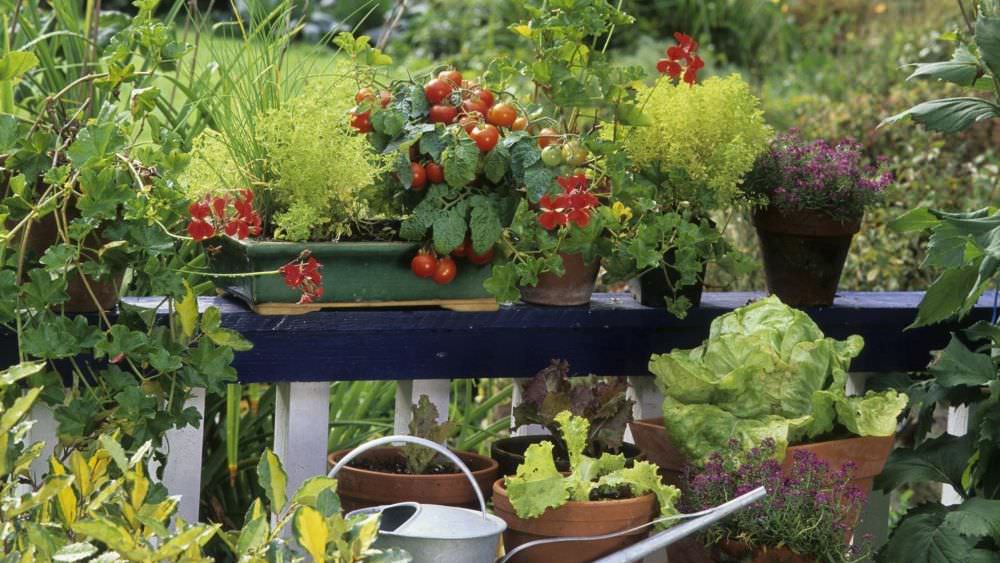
[649,296,907,465]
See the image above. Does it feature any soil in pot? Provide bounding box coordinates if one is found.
[519,253,600,306]
[752,208,860,307]
[491,435,642,477]
[328,447,499,512]
[492,478,657,563]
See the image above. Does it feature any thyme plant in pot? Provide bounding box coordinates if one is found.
[608,60,770,315]
[490,359,638,476]
[328,396,499,511]
[743,132,892,307]
[630,297,907,502]
[682,439,873,563]
[492,411,680,563]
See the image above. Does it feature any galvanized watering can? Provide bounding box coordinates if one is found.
[331,435,507,563]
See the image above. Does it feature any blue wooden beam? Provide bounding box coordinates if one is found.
[3,292,993,383]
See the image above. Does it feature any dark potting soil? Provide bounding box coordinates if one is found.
[347,458,459,475]
[590,484,634,501]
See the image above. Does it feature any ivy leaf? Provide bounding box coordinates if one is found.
[432,209,467,254]
[523,163,556,202]
[875,434,972,494]
[930,336,996,388]
[881,505,979,563]
[470,203,502,254]
[442,137,479,188]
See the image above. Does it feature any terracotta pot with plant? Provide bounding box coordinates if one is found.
[328,395,499,511]
[630,297,907,503]
[679,438,874,563]
[743,132,892,307]
[491,360,640,476]
[492,411,680,563]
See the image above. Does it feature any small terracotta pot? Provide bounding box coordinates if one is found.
[328,447,499,512]
[753,207,861,307]
[518,253,599,306]
[490,435,643,477]
[629,418,893,500]
[492,478,656,563]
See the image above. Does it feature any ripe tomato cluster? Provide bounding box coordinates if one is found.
[422,69,525,153]
[349,87,392,133]
[409,238,494,285]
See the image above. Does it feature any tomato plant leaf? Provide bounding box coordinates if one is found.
[432,209,467,254]
[470,203,502,254]
[442,136,479,188]
[523,162,556,202]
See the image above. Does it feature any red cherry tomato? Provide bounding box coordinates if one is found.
[379,90,392,107]
[424,78,453,105]
[470,124,500,152]
[425,162,445,184]
[411,253,437,278]
[429,104,459,124]
[461,97,490,117]
[467,246,495,265]
[538,128,559,148]
[433,256,458,285]
[350,111,372,133]
[511,116,529,131]
[438,69,463,86]
[476,88,495,107]
[355,87,375,104]
[410,162,427,191]
[487,103,517,128]
[451,241,468,257]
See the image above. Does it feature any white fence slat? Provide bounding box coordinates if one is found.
[942,404,970,506]
[394,379,451,434]
[274,382,331,503]
[161,387,207,523]
[510,378,547,436]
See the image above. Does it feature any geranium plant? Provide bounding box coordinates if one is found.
[649,297,908,464]
[743,131,892,222]
[512,359,634,459]
[685,438,871,563]
[505,411,680,522]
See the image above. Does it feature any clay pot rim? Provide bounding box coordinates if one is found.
[492,477,655,508]
[752,206,861,237]
[328,447,499,479]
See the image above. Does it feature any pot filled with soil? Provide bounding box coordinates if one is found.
[518,252,600,306]
[491,434,641,477]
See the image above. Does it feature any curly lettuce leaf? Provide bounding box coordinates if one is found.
[565,452,626,501]
[505,441,569,518]
[597,461,681,529]
[555,410,589,467]
[833,390,908,437]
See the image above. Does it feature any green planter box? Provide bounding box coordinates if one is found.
[208,237,496,312]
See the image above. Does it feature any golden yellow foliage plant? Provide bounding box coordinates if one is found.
[619,74,773,212]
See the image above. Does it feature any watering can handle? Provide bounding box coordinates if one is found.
[328,435,489,519]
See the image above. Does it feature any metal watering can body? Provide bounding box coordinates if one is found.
[331,436,507,563]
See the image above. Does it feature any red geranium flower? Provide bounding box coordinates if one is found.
[657,31,704,85]
[537,174,600,230]
[186,190,262,242]
[279,252,324,304]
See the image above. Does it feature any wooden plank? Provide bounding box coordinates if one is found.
[273,382,330,504]
[254,298,498,315]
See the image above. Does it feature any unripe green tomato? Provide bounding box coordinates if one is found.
[562,142,588,166]
[541,145,563,167]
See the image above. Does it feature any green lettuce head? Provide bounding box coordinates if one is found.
[649,296,907,465]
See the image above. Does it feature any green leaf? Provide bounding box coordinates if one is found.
[373,110,406,137]
[832,390,908,437]
[930,336,997,388]
[891,208,940,233]
[235,515,269,555]
[523,163,556,202]
[201,306,252,352]
[912,266,981,328]
[53,542,99,562]
[11,474,73,516]
[419,128,447,161]
[395,152,414,189]
[432,209,467,254]
[470,204,502,255]
[1,387,42,434]
[0,361,46,386]
[129,86,160,118]
[484,146,510,183]
[257,449,288,514]
[177,283,199,339]
[616,102,652,126]
[291,476,339,508]
[876,434,972,494]
[882,97,1000,134]
[976,16,1000,78]
[505,441,569,518]
[555,411,589,467]
[881,505,979,563]
[442,137,480,188]
[67,122,127,169]
[99,434,129,474]
[907,46,981,86]
[944,498,1000,540]
[293,506,328,561]
[0,51,39,82]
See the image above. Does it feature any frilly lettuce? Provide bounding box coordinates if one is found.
[649,296,907,464]
[506,412,680,523]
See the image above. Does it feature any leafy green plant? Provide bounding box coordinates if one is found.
[649,296,908,464]
[401,395,458,474]
[871,4,1000,560]
[504,411,680,523]
[512,359,633,459]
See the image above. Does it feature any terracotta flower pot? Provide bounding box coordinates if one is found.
[752,207,861,307]
[629,418,893,499]
[518,253,599,306]
[492,478,657,563]
[327,447,499,512]
[490,435,643,477]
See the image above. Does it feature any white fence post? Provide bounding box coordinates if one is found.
[942,405,970,505]
[27,402,59,484]
[395,379,451,434]
[274,382,331,503]
[510,378,547,436]
[161,387,207,523]
[626,376,662,445]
